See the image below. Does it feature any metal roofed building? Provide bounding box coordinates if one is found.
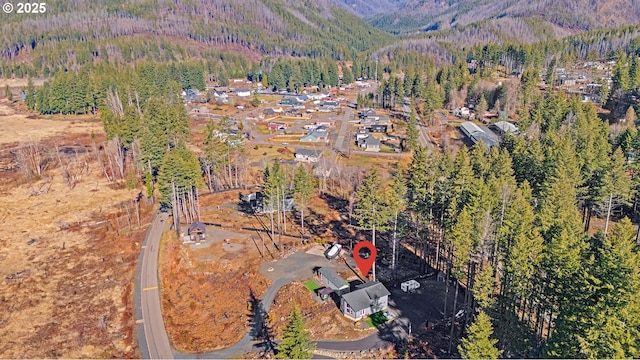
[317,267,350,296]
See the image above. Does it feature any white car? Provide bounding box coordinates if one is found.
[324,243,342,260]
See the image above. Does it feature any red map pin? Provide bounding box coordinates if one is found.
[353,241,377,277]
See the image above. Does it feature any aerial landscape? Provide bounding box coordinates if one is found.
[1,0,640,359]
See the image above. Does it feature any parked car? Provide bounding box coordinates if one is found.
[324,243,342,260]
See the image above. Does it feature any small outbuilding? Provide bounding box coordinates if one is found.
[187,221,207,242]
[317,267,350,296]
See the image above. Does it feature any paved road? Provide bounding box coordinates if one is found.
[135,215,402,359]
[138,213,173,359]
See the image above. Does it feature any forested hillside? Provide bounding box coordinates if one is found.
[368,0,640,36]
[0,0,393,78]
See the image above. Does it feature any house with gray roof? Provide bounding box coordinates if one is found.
[340,281,390,320]
[300,127,329,143]
[357,135,381,152]
[294,148,321,163]
[317,267,350,296]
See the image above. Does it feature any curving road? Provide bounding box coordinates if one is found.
[134,213,396,359]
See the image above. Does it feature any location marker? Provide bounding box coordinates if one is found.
[353,241,377,277]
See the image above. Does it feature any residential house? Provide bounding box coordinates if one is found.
[213,91,229,100]
[236,88,252,97]
[367,124,388,133]
[263,108,276,117]
[453,107,470,118]
[357,135,381,152]
[280,97,298,106]
[315,120,335,127]
[317,267,350,296]
[356,129,370,140]
[300,127,329,143]
[294,149,322,163]
[340,281,390,320]
[267,122,287,131]
[359,109,377,118]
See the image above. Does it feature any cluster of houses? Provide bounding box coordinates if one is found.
[316,267,391,321]
[353,109,397,152]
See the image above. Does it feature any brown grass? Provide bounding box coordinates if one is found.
[0,102,102,146]
[0,102,151,358]
[159,231,270,352]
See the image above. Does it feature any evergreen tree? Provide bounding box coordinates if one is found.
[5,84,12,101]
[293,164,315,239]
[157,144,203,204]
[341,64,354,85]
[407,107,420,151]
[275,304,316,359]
[353,169,394,278]
[579,218,640,358]
[458,311,502,360]
[25,76,36,110]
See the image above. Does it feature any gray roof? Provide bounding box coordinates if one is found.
[295,148,316,156]
[343,281,390,312]
[318,267,349,290]
[342,290,371,312]
[359,135,380,147]
[357,281,391,298]
[460,121,484,137]
[493,121,518,134]
[188,221,207,234]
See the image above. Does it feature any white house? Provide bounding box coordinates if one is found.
[236,89,252,97]
[294,149,322,163]
[340,282,390,320]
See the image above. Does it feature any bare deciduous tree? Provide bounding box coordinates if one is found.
[16,141,52,181]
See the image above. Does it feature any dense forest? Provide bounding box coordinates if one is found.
[0,0,393,78]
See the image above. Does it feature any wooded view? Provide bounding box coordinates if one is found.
[1,0,639,358]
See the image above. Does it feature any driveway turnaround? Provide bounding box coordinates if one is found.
[135,215,405,359]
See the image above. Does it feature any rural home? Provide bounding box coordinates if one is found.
[236,88,252,97]
[184,221,207,243]
[356,129,369,140]
[340,282,390,320]
[300,126,329,143]
[294,149,322,163]
[280,97,298,106]
[317,267,350,296]
[357,135,381,152]
[267,122,287,131]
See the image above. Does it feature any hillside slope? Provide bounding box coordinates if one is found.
[0,0,393,74]
[367,0,640,36]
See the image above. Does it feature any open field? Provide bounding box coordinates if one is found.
[0,102,102,146]
[0,101,151,358]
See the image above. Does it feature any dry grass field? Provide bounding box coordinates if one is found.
[0,101,150,358]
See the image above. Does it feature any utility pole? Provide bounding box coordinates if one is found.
[371,205,378,282]
[392,210,398,284]
[604,192,613,236]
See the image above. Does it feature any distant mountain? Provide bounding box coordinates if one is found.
[336,0,640,41]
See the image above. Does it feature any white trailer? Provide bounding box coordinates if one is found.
[401,279,420,293]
